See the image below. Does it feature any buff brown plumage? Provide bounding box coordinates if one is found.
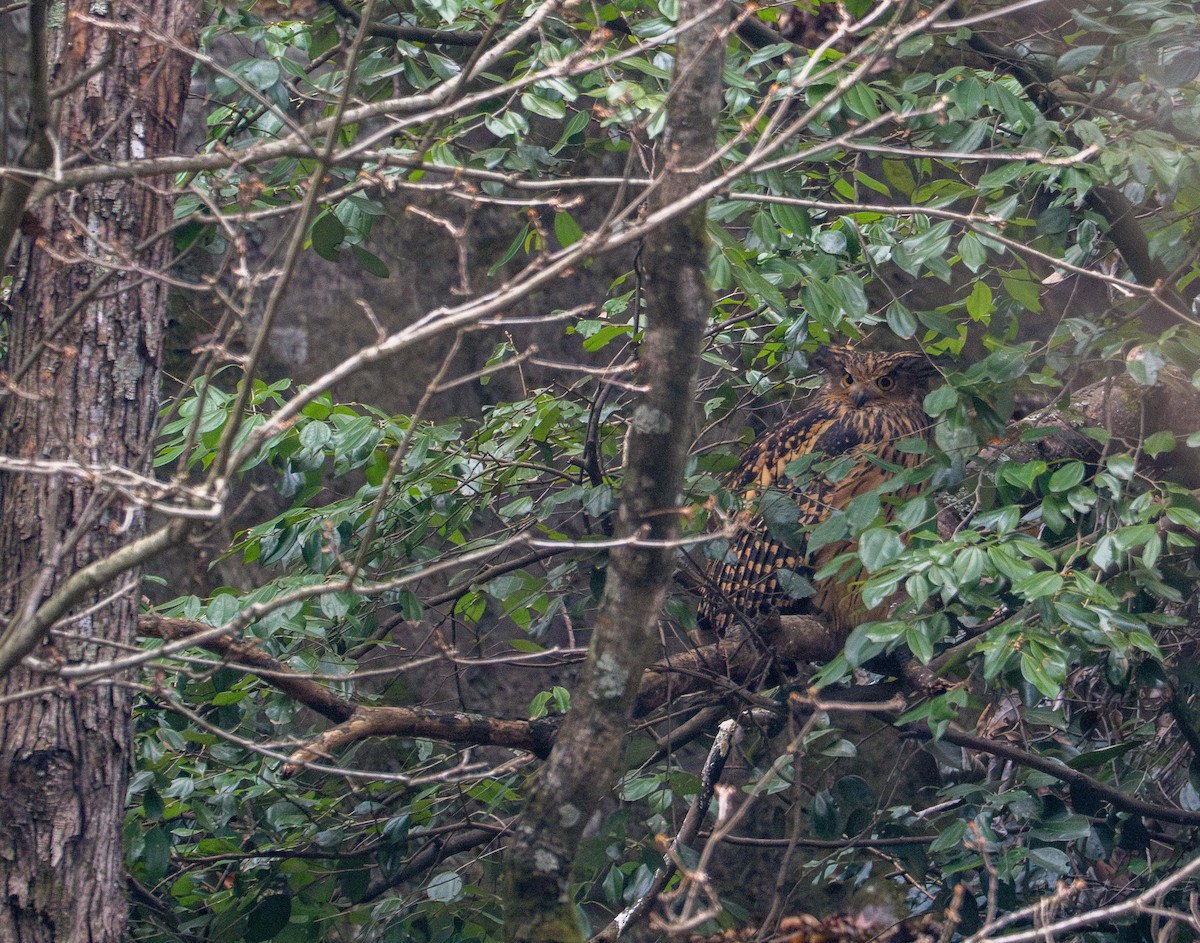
[700,347,939,635]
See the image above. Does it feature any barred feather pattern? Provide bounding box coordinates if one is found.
[700,348,937,635]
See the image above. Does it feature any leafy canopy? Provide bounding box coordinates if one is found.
[129,1,1200,941]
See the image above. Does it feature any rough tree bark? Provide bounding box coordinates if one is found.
[501,3,729,941]
[0,3,200,940]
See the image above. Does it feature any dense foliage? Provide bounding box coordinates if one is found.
[112,0,1200,940]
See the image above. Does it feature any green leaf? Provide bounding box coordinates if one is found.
[950,75,985,115]
[818,230,847,255]
[603,864,625,905]
[923,385,958,417]
[426,871,464,903]
[245,894,292,943]
[234,58,281,92]
[1028,847,1070,875]
[1048,462,1085,492]
[999,459,1047,492]
[861,572,903,610]
[351,244,390,278]
[949,119,988,154]
[554,211,584,249]
[966,280,992,321]
[1020,650,1061,697]
[1144,431,1175,457]
[1166,506,1200,530]
[858,527,903,571]
[953,546,986,585]
[958,233,988,273]
[1001,271,1042,312]
[1126,348,1165,385]
[511,639,545,654]
[775,568,816,600]
[581,323,634,352]
[141,826,171,882]
[906,623,935,663]
[886,301,917,338]
[929,818,967,853]
[1038,205,1072,236]
[843,621,889,667]
[1066,741,1140,769]
[977,161,1026,190]
[1106,453,1136,480]
[854,169,891,196]
[973,507,1016,537]
[897,34,933,57]
[620,774,662,801]
[842,82,880,119]
[1032,814,1093,841]
[807,513,850,554]
[310,211,345,261]
[746,42,794,67]
[895,496,932,530]
[1013,571,1063,600]
[810,789,841,839]
[769,202,811,235]
[846,490,881,531]
[1057,45,1102,72]
[552,109,590,153]
[521,92,565,119]
[882,160,916,196]
[489,223,531,274]
[833,775,873,809]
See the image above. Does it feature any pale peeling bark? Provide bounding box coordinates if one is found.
[501,3,729,941]
[0,3,200,940]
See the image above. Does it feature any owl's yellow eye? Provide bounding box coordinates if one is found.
[876,375,896,392]
[841,372,854,387]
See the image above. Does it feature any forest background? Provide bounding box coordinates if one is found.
[4,1,1200,942]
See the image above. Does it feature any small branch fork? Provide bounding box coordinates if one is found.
[593,717,740,942]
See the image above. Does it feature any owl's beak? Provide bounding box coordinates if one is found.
[850,386,874,407]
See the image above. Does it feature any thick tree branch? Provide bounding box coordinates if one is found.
[362,824,507,902]
[280,706,555,775]
[138,616,557,766]
[924,722,1200,828]
[0,522,187,679]
[634,614,840,718]
[140,615,355,723]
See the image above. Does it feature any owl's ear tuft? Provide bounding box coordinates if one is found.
[916,356,948,382]
[810,346,850,374]
[891,351,943,382]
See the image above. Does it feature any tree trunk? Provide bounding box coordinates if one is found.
[0,3,199,940]
[501,3,729,940]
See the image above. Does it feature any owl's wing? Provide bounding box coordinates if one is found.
[701,411,845,633]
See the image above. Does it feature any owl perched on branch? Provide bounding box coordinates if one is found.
[699,347,939,636]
